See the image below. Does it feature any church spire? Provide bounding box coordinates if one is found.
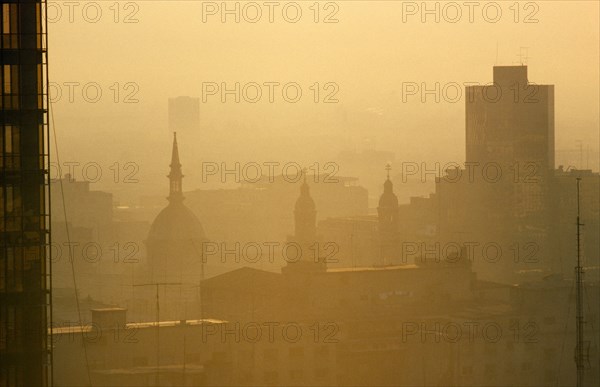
[300,169,310,196]
[283,169,327,275]
[379,163,398,208]
[378,163,399,265]
[168,132,184,203]
[384,163,393,193]
[294,170,316,243]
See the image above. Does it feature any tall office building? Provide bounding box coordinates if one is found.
[465,66,554,222]
[1,1,51,385]
[436,66,555,282]
[466,65,554,170]
[168,96,199,133]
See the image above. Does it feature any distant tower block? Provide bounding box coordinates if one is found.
[466,65,554,171]
[168,96,200,133]
[465,65,554,219]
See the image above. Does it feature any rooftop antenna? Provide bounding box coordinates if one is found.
[517,47,530,65]
[350,231,355,268]
[133,282,182,386]
[495,41,499,65]
[586,145,590,170]
[576,140,583,170]
[379,163,393,267]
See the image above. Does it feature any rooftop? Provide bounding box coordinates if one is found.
[51,318,227,335]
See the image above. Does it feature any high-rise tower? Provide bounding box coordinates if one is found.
[466,66,554,171]
[465,66,554,221]
[1,1,51,385]
[454,65,555,282]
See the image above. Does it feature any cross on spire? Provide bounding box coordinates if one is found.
[517,47,530,65]
[385,163,392,180]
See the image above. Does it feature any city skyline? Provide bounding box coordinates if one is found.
[2,1,599,386]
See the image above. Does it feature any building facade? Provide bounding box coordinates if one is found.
[0,1,51,385]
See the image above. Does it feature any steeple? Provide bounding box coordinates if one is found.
[168,132,184,203]
[379,163,398,207]
[294,171,317,243]
[146,132,207,320]
[378,164,399,230]
[377,164,400,265]
[283,171,326,275]
[383,163,394,194]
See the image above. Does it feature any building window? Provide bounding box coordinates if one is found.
[3,66,12,93]
[1,184,23,232]
[37,65,44,109]
[1,185,16,215]
[36,2,43,49]
[1,3,19,48]
[1,125,20,169]
[170,180,181,194]
[3,65,11,93]
[1,65,19,109]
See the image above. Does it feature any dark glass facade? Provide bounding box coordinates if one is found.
[0,0,50,385]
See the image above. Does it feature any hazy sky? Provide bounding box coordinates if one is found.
[47,1,599,201]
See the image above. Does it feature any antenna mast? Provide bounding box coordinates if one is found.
[133,282,182,386]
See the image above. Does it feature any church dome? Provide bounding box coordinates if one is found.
[147,132,206,243]
[148,201,205,241]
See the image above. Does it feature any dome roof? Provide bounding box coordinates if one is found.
[378,179,398,208]
[148,202,205,241]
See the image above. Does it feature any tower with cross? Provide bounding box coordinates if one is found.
[378,164,400,266]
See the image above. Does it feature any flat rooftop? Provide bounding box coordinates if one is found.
[51,318,227,335]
